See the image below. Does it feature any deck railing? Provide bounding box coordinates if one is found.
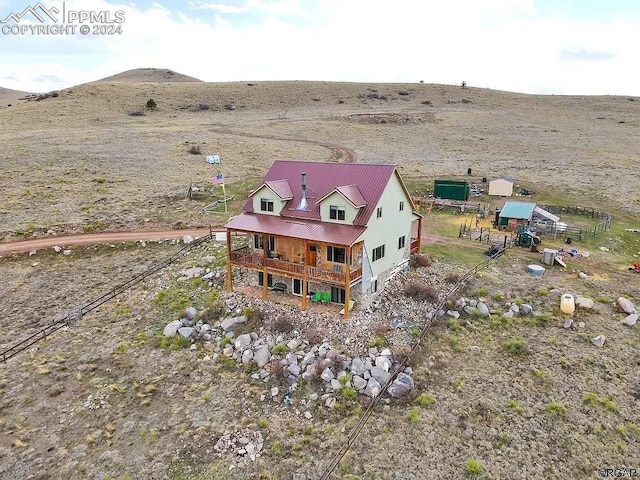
[230,250,363,285]
[410,238,420,253]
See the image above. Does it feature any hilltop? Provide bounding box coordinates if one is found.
[93,67,203,84]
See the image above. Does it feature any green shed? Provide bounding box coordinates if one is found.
[433,180,470,201]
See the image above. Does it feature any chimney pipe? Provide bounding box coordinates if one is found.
[297,172,308,210]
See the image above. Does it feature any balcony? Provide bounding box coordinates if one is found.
[230,248,363,285]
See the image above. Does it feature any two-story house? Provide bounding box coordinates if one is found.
[224,161,423,319]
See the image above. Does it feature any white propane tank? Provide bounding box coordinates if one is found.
[560,293,575,315]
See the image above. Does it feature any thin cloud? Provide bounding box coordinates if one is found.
[0,0,639,95]
[559,48,616,61]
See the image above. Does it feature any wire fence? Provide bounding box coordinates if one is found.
[1,232,214,364]
[318,247,507,480]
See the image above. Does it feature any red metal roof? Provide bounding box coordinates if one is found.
[243,161,398,225]
[225,212,366,246]
[316,184,367,208]
[258,180,293,200]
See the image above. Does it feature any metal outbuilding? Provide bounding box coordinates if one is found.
[488,176,514,196]
[433,180,470,201]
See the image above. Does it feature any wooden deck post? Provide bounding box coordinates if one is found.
[344,246,350,320]
[417,216,423,252]
[262,233,268,301]
[226,229,233,292]
[301,240,308,311]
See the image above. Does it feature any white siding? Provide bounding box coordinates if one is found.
[362,173,416,280]
[251,185,287,216]
[319,192,360,224]
[489,179,513,196]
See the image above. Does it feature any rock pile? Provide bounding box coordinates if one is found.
[616,297,638,327]
[213,429,264,461]
[162,311,416,402]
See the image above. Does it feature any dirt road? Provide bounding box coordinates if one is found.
[0,228,221,255]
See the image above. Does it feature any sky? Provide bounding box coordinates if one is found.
[1,0,639,95]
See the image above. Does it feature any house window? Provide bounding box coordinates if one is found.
[372,244,385,262]
[258,272,273,287]
[376,207,383,218]
[398,236,406,249]
[292,278,309,296]
[329,205,346,221]
[260,198,274,212]
[330,287,346,304]
[372,279,378,293]
[254,235,275,251]
[399,201,405,211]
[327,246,346,264]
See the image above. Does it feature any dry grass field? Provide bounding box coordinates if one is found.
[1,70,639,479]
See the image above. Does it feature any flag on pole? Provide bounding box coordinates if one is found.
[212,174,224,186]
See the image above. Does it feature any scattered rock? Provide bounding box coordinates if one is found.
[616,297,635,315]
[575,296,594,309]
[178,327,195,339]
[476,302,490,316]
[562,318,573,329]
[578,272,588,279]
[183,235,194,244]
[221,315,247,331]
[387,372,415,398]
[364,378,382,398]
[253,347,270,368]
[621,313,638,326]
[163,320,182,337]
[591,335,606,347]
[180,267,204,279]
[185,306,197,320]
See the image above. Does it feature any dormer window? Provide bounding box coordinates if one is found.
[329,205,346,221]
[260,198,274,212]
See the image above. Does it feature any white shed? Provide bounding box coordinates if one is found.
[489,176,514,197]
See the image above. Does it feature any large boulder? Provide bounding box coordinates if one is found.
[621,314,638,326]
[616,297,636,315]
[575,296,594,310]
[476,302,490,316]
[370,366,392,385]
[253,347,270,368]
[375,355,392,372]
[185,307,198,320]
[350,357,368,376]
[163,320,182,337]
[388,373,415,398]
[364,378,382,398]
[177,327,195,339]
[234,334,252,350]
[221,315,247,332]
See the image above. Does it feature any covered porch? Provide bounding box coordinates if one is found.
[225,228,363,319]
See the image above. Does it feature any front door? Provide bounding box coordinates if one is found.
[307,244,317,266]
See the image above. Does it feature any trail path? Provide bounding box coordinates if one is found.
[0,228,220,255]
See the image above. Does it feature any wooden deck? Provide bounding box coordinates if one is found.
[230,249,363,285]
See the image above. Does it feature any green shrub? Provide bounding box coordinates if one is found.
[465,458,484,476]
[415,393,436,407]
[272,344,287,355]
[504,337,526,355]
[544,402,566,417]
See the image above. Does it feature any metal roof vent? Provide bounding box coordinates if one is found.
[296,172,308,210]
